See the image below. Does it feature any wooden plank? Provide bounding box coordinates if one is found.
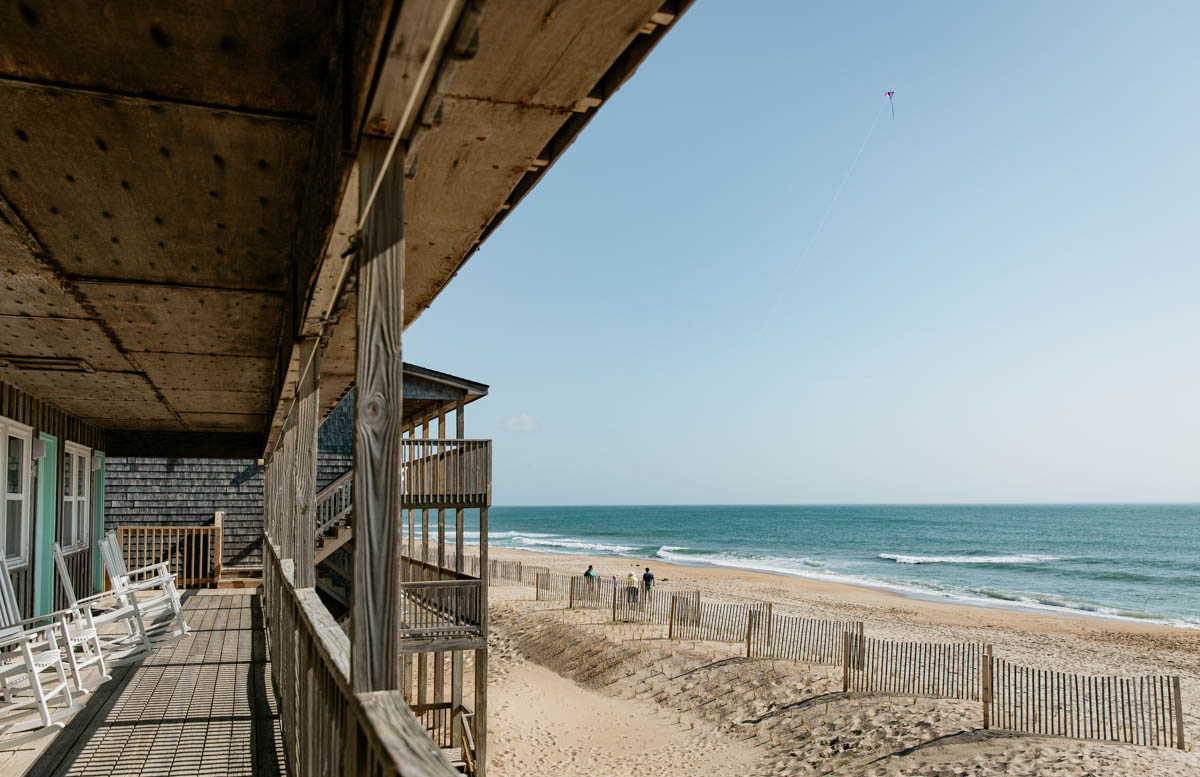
[352,136,407,693]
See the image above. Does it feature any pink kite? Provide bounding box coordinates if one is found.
[885,91,895,119]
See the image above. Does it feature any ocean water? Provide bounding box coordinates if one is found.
[478,504,1200,628]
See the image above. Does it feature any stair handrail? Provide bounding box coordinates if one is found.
[459,711,476,777]
[315,470,354,538]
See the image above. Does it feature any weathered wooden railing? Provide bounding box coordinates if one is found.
[403,555,478,583]
[460,712,477,777]
[401,439,491,508]
[263,540,461,776]
[399,580,483,638]
[114,519,222,588]
[410,702,473,750]
[316,470,353,537]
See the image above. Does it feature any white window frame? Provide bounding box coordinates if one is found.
[62,441,91,553]
[1,417,32,569]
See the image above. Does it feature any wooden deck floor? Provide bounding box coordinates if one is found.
[1,591,285,777]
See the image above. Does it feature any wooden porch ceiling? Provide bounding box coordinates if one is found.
[0,1,693,457]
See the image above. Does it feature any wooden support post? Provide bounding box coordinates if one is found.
[535,573,541,601]
[745,610,754,658]
[213,511,224,585]
[434,651,445,703]
[418,652,428,705]
[474,646,488,777]
[438,408,447,571]
[455,399,464,574]
[407,509,415,573]
[479,506,488,632]
[278,419,295,562]
[475,502,489,777]
[982,644,993,729]
[351,136,406,693]
[452,649,464,747]
[568,577,575,609]
[421,418,430,566]
[294,338,319,589]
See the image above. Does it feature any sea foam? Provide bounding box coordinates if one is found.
[879,553,1062,565]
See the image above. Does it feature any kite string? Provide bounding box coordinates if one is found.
[796,99,888,262]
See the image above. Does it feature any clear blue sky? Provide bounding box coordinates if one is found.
[406,2,1200,505]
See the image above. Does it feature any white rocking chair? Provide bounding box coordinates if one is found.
[98,531,189,639]
[54,542,152,665]
[0,558,84,743]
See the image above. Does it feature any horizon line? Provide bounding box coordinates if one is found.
[488,501,1200,508]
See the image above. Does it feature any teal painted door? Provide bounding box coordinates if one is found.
[34,433,58,616]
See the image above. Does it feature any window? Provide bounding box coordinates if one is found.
[62,442,90,552]
[1,418,31,568]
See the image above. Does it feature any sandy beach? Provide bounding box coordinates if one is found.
[481,546,1198,777]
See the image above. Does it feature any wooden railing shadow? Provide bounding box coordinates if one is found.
[249,593,283,775]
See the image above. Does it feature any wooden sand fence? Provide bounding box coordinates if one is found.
[984,653,1185,749]
[841,633,983,701]
[476,561,858,667]
[748,610,857,665]
[461,554,1188,750]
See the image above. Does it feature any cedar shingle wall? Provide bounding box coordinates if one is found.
[318,392,353,490]
[105,400,356,569]
[104,458,264,568]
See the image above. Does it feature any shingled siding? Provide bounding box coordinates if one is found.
[318,391,353,491]
[104,458,264,569]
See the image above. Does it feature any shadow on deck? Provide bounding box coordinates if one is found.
[6,592,285,777]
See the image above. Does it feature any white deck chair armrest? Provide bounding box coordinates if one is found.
[7,609,76,628]
[124,577,178,594]
[74,589,126,606]
[0,630,37,649]
[124,561,174,577]
[0,618,65,647]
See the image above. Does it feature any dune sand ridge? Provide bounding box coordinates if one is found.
[478,547,1199,776]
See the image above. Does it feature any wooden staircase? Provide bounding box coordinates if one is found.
[315,525,353,564]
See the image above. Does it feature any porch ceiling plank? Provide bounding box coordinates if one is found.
[0,83,307,291]
[363,0,467,139]
[87,418,186,432]
[0,0,335,116]
[46,396,178,422]
[75,282,282,356]
[0,317,130,372]
[130,352,274,393]
[441,0,665,110]
[0,218,89,318]
[178,411,266,431]
[159,388,270,415]
[2,370,150,401]
[401,95,568,324]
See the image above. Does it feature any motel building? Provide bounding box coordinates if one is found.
[0,2,692,775]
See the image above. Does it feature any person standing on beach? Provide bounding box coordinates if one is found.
[624,572,638,603]
[584,564,597,592]
[642,567,655,598]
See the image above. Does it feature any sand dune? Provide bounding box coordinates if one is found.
[482,547,1199,776]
